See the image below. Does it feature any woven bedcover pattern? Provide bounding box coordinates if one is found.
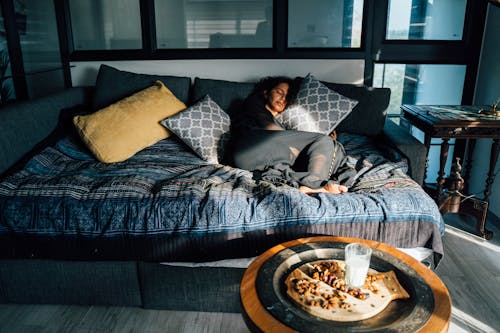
[0,133,444,262]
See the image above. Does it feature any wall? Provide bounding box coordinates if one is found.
[471,3,500,216]
[70,59,365,86]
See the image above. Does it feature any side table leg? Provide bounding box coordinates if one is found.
[423,134,431,186]
[463,139,476,195]
[473,139,499,240]
[484,139,500,201]
[436,138,450,204]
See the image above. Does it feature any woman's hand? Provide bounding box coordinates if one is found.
[299,183,348,194]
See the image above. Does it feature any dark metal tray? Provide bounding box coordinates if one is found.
[256,241,434,332]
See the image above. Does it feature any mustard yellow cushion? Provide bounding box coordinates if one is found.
[73,81,186,163]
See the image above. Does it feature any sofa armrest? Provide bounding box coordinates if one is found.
[381,119,427,185]
[0,87,93,176]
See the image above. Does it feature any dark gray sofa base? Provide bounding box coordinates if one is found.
[139,262,245,312]
[0,260,245,313]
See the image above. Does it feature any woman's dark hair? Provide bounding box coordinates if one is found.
[253,76,300,105]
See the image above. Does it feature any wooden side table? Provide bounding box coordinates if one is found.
[401,105,500,239]
[240,236,451,333]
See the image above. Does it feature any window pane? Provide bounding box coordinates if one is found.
[69,0,142,50]
[373,63,466,117]
[20,1,65,99]
[288,0,363,48]
[386,0,466,40]
[155,0,273,49]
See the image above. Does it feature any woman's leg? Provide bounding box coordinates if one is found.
[232,129,347,192]
[291,134,336,188]
[232,129,296,171]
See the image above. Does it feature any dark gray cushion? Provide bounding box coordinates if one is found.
[0,87,92,177]
[191,77,255,116]
[322,81,391,136]
[92,64,191,110]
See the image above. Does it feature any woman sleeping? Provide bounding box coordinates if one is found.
[230,76,348,194]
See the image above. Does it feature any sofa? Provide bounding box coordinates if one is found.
[0,65,442,312]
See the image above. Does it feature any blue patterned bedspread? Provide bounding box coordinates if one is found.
[0,133,444,261]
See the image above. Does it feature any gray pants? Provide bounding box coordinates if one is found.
[232,129,345,189]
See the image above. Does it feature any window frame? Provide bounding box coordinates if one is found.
[51,0,487,101]
[57,0,368,61]
[369,0,487,105]
[1,0,487,103]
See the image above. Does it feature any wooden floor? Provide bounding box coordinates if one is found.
[1,213,499,333]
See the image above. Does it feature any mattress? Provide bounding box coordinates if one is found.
[0,132,444,263]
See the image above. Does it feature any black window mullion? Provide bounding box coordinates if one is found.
[276,48,365,60]
[370,0,388,62]
[70,48,365,62]
[71,49,151,62]
[140,0,156,55]
[461,0,488,104]
[363,0,378,86]
[275,0,286,56]
[54,0,73,88]
[376,42,469,63]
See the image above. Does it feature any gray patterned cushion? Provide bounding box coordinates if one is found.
[279,74,359,134]
[161,95,230,164]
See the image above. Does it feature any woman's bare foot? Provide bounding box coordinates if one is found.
[324,183,348,194]
[299,185,328,194]
[299,184,348,194]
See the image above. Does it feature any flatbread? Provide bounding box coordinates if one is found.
[285,260,410,321]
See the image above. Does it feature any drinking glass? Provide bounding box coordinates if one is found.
[344,243,372,289]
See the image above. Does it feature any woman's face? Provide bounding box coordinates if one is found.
[265,82,289,113]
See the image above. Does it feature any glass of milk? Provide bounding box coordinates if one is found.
[344,243,372,289]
